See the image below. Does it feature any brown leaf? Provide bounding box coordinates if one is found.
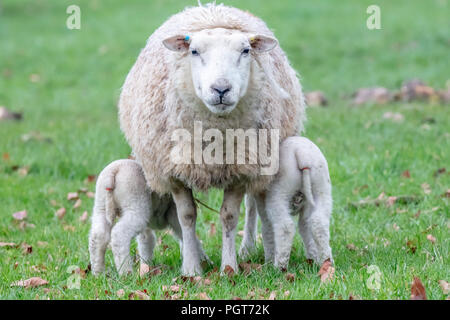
[285,273,295,282]
[0,106,22,121]
[223,265,235,277]
[12,210,27,221]
[352,87,391,105]
[268,291,276,300]
[209,223,216,236]
[63,224,75,231]
[433,168,446,178]
[116,289,125,298]
[73,199,82,209]
[78,211,88,223]
[305,91,328,107]
[383,111,404,123]
[37,241,48,247]
[346,243,357,251]
[426,234,436,244]
[237,230,245,237]
[21,243,32,255]
[238,262,262,275]
[197,292,211,300]
[401,170,411,178]
[55,207,66,219]
[318,259,335,283]
[438,280,449,295]
[421,183,431,195]
[139,263,150,277]
[67,192,79,201]
[128,290,150,300]
[0,242,17,248]
[232,296,242,300]
[85,175,97,184]
[86,191,95,198]
[406,240,417,254]
[442,189,450,198]
[169,285,180,292]
[410,277,427,300]
[348,293,361,300]
[11,277,48,288]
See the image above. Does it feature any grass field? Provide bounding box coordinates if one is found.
[0,0,449,300]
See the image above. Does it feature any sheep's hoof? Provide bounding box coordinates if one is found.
[181,264,203,276]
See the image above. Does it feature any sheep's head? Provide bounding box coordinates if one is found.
[163,28,277,115]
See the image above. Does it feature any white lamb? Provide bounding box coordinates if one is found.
[240,136,333,270]
[88,159,209,275]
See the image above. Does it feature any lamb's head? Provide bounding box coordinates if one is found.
[163,28,277,115]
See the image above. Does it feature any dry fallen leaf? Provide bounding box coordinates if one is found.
[239,262,262,276]
[55,207,66,219]
[79,211,88,223]
[346,243,357,251]
[11,277,48,288]
[318,259,335,283]
[0,242,17,248]
[86,191,95,198]
[285,273,295,282]
[268,291,277,300]
[305,91,328,107]
[383,111,404,123]
[421,183,431,195]
[73,199,82,209]
[410,277,427,300]
[426,234,436,243]
[37,241,48,247]
[169,285,180,292]
[116,289,125,298]
[209,223,216,236]
[197,292,211,300]
[21,243,32,255]
[139,263,150,277]
[223,265,235,277]
[237,230,244,237]
[67,192,79,201]
[129,290,150,300]
[12,210,27,221]
[401,170,411,178]
[0,106,22,121]
[63,224,75,231]
[438,280,449,295]
[352,87,391,105]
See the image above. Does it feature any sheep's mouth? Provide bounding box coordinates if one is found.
[205,102,237,115]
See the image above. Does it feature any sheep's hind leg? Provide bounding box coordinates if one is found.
[307,201,333,265]
[254,194,275,264]
[238,194,258,260]
[137,227,156,265]
[170,183,202,276]
[220,186,244,273]
[89,207,112,276]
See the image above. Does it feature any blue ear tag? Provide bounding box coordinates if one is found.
[184,35,190,42]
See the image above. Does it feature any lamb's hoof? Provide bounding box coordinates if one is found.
[274,259,289,271]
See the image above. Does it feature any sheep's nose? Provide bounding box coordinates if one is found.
[211,79,232,98]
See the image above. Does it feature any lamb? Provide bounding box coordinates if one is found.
[239,136,333,270]
[88,159,209,275]
[118,3,305,275]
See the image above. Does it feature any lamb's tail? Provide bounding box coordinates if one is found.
[295,150,315,207]
[103,167,119,225]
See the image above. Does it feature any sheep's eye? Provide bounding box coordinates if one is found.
[191,50,199,56]
[242,48,250,55]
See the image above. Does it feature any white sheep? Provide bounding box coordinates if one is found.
[239,136,333,270]
[88,159,209,275]
[118,3,305,275]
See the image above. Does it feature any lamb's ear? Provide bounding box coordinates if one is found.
[162,35,191,52]
[249,34,278,53]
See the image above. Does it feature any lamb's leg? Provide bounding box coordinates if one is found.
[220,186,244,273]
[136,227,156,265]
[166,202,212,265]
[307,200,333,265]
[170,182,202,276]
[254,193,275,264]
[298,208,319,262]
[110,212,146,275]
[238,194,258,259]
[89,206,112,276]
[266,191,296,270]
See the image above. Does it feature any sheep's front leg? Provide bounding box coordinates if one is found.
[220,186,244,273]
[238,194,258,259]
[170,182,202,276]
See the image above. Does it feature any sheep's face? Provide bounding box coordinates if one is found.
[163,29,277,115]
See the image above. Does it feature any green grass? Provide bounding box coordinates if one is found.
[0,0,449,300]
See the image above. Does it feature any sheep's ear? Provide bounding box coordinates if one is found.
[249,34,278,53]
[162,35,191,52]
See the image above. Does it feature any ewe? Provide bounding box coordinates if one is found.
[119,3,305,275]
[88,159,209,275]
[240,137,333,270]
